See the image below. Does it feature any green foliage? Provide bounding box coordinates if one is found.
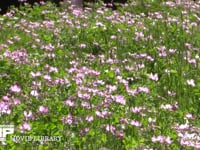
[0,0,200,149]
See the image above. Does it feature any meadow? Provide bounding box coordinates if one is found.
[0,0,200,149]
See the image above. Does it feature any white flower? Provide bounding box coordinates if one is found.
[187,79,195,87]
[30,90,39,97]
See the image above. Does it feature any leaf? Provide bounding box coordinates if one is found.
[108,71,115,78]
[170,69,177,74]
[193,89,200,96]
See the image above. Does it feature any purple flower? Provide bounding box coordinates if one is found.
[9,85,21,93]
[112,95,126,105]
[62,114,73,125]
[117,131,124,139]
[80,127,89,134]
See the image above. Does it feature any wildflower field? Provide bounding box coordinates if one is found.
[0,0,200,149]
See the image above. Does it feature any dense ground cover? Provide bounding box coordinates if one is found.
[0,1,200,149]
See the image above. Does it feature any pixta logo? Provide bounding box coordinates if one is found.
[0,125,14,142]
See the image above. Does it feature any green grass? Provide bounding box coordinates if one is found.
[0,0,200,149]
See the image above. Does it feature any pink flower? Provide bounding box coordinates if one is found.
[81,102,91,109]
[96,111,102,118]
[135,32,144,41]
[19,122,31,132]
[119,118,129,124]
[4,49,29,64]
[160,104,173,110]
[72,9,82,17]
[149,73,159,81]
[152,136,158,142]
[126,88,138,96]
[195,143,200,149]
[38,106,49,114]
[2,95,11,101]
[96,110,111,118]
[113,95,126,105]
[117,131,124,139]
[64,99,75,107]
[80,127,89,134]
[85,115,94,122]
[103,124,116,135]
[130,120,142,127]
[165,1,175,7]
[102,110,111,117]
[23,122,31,130]
[107,85,117,93]
[178,124,190,130]
[43,74,51,81]
[78,91,90,100]
[41,44,55,51]
[24,111,34,120]
[79,44,86,48]
[157,135,165,143]
[49,67,58,73]
[165,136,172,144]
[9,85,21,93]
[138,87,150,94]
[30,71,41,78]
[13,98,21,105]
[152,135,172,144]
[110,35,116,39]
[185,113,193,119]
[131,106,145,113]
